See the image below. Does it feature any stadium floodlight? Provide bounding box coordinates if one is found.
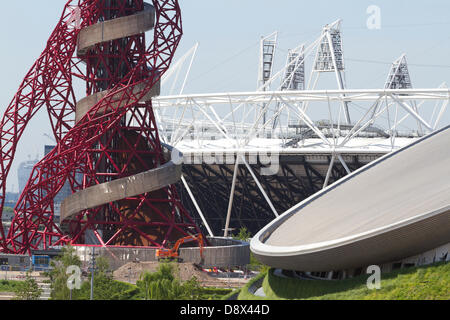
[281,45,306,91]
[258,31,278,90]
[310,20,351,124]
[258,32,278,126]
[385,54,413,89]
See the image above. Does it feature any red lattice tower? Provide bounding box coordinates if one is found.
[0,0,203,254]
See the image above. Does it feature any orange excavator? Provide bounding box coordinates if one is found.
[156,234,206,262]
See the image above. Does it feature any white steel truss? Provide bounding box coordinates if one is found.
[154,88,450,236]
[155,19,450,238]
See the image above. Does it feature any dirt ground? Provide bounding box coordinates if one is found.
[113,261,250,288]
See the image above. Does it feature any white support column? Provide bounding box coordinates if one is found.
[224,158,240,238]
[434,99,449,130]
[323,154,336,189]
[337,154,351,175]
[241,155,279,218]
[181,175,214,237]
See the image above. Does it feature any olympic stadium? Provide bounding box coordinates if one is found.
[154,20,450,277]
[0,0,448,286]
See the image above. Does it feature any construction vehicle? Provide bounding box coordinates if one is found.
[156,234,206,262]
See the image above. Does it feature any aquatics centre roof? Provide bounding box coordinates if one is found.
[251,125,450,271]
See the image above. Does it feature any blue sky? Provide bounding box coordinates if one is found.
[0,0,449,191]
[176,0,450,92]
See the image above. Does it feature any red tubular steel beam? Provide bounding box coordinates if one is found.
[0,0,95,250]
[0,0,204,254]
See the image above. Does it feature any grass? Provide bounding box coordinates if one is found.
[68,279,232,300]
[0,279,23,293]
[196,287,233,300]
[221,288,241,300]
[239,262,450,300]
[237,272,268,300]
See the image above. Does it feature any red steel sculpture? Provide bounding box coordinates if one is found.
[0,0,204,254]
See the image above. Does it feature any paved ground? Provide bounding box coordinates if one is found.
[0,271,43,281]
[38,281,51,300]
[0,293,15,300]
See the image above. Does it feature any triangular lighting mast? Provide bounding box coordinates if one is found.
[272,45,306,129]
[258,31,278,126]
[281,45,306,91]
[384,54,423,134]
[385,54,413,89]
[310,20,351,124]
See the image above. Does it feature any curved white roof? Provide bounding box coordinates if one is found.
[251,125,450,271]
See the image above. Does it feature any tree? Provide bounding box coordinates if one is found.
[70,255,139,300]
[136,263,201,300]
[137,263,174,300]
[95,256,111,278]
[47,245,82,300]
[14,272,42,300]
[182,276,201,300]
[82,255,114,300]
[233,227,252,242]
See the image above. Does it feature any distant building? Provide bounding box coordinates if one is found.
[13,146,74,225]
[44,145,54,156]
[1,207,14,222]
[18,159,38,196]
[4,192,19,207]
[1,206,15,237]
[44,146,73,220]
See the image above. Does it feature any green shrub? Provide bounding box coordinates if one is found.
[14,273,42,300]
[237,271,268,300]
[0,280,23,293]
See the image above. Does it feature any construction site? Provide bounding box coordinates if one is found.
[0,0,449,300]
